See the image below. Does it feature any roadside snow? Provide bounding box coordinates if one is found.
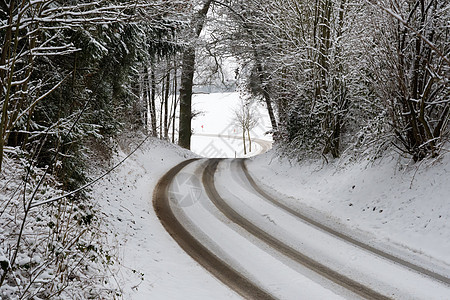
[90,135,237,299]
[246,151,450,276]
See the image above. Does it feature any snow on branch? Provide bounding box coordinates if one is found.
[365,0,449,65]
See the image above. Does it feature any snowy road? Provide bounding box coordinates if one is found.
[153,158,450,299]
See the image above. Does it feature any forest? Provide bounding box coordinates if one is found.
[0,0,448,298]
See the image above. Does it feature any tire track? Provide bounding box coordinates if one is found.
[153,159,275,300]
[203,158,390,300]
[239,159,450,286]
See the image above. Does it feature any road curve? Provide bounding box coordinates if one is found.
[153,158,274,299]
[192,133,273,156]
[203,159,389,300]
[153,158,450,299]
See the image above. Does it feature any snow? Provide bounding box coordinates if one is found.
[213,159,450,299]
[95,133,449,299]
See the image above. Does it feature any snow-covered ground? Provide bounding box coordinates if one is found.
[246,152,450,276]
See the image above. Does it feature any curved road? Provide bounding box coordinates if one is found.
[192,133,273,156]
[153,159,450,299]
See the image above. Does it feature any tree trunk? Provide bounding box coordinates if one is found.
[164,64,170,140]
[178,47,196,149]
[178,0,213,149]
[242,129,247,155]
[172,59,178,144]
[0,1,16,172]
[247,130,252,152]
[150,58,158,137]
[160,79,164,138]
[252,46,278,134]
[144,67,150,133]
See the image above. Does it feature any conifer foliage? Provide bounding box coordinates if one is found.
[0,0,188,298]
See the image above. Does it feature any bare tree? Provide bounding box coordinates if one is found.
[234,100,258,154]
[366,0,449,161]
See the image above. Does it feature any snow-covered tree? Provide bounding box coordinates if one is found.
[0,0,190,297]
[218,0,448,161]
[365,0,449,161]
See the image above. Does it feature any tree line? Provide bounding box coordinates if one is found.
[2,0,447,182]
[0,0,190,297]
[216,0,449,161]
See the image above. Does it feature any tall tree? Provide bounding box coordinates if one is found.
[178,0,213,149]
